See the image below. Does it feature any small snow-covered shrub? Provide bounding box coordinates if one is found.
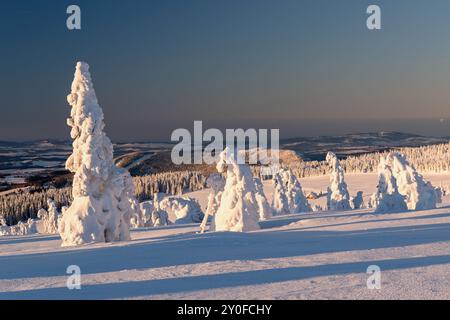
[160,196,204,224]
[351,191,365,209]
[37,199,60,234]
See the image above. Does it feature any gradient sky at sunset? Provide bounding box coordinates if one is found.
[2,0,450,141]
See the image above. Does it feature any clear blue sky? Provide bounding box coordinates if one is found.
[1,0,450,141]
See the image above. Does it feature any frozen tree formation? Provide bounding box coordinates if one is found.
[0,218,37,237]
[351,191,365,209]
[200,173,225,232]
[254,177,272,220]
[387,152,438,210]
[58,62,135,246]
[37,199,60,234]
[272,173,290,215]
[369,155,408,213]
[326,152,352,211]
[160,196,204,224]
[282,168,311,213]
[151,193,170,227]
[212,148,260,232]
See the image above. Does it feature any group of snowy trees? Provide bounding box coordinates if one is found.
[201,149,313,233]
[0,171,205,226]
[289,142,450,179]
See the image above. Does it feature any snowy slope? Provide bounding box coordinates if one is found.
[1,173,450,299]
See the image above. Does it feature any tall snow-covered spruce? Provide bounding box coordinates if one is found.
[212,148,260,232]
[58,62,135,246]
[326,152,351,211]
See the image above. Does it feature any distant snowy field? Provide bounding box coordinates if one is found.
[2,173,450,299]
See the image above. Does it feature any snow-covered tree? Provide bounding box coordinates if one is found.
[200,173,225,232]
[350,191,365,209]
[212,148,260,232]
[151,193,170,227]
[272,172,290,215]
[58,62,135,246]
[282,168,311,213]
[326,152,351,211]
[388,152,438,210]
[160,196,204,224]
[37,198,60,234]
[369,155,407,213]
[254,177,272,220]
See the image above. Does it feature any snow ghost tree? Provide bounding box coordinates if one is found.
[37,199,60,234]
[369,155,408,213]
[350,191,365,209]
[387,152,438,210]
[254,177,272,220]
[200,173,225,232]
[58,62,135,246]
[272,173,290,215]
[160,196,204,224]
[282,168,311,213]
[151,193,170,227]
[212,148,260,232]
[326,152,351,211]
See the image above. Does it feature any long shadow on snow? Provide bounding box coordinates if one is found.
[1,222,450,280]
[2,254,450,299]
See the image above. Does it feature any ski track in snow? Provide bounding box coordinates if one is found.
[2,173,450,299]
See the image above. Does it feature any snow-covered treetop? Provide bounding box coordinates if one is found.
[65,61,114,198]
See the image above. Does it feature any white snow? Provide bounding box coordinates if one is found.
[2,173,450,299]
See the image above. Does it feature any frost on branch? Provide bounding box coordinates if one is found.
[388,152,438,210]
[326,152,351,211]
[212,148,260,232]
[369,155,407,213]
[58,62,135,246]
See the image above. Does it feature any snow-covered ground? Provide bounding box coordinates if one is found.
[2,173,450,299]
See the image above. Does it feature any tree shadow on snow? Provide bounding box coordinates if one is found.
[2,253,450,299]
[2,222,450,280]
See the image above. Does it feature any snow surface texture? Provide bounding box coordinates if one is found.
[2,173,450,299]
[58,62,135,247]
[37,199,60,234]
[212,148,260,232]
[369,154,408,213]
[326,152,352,211]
